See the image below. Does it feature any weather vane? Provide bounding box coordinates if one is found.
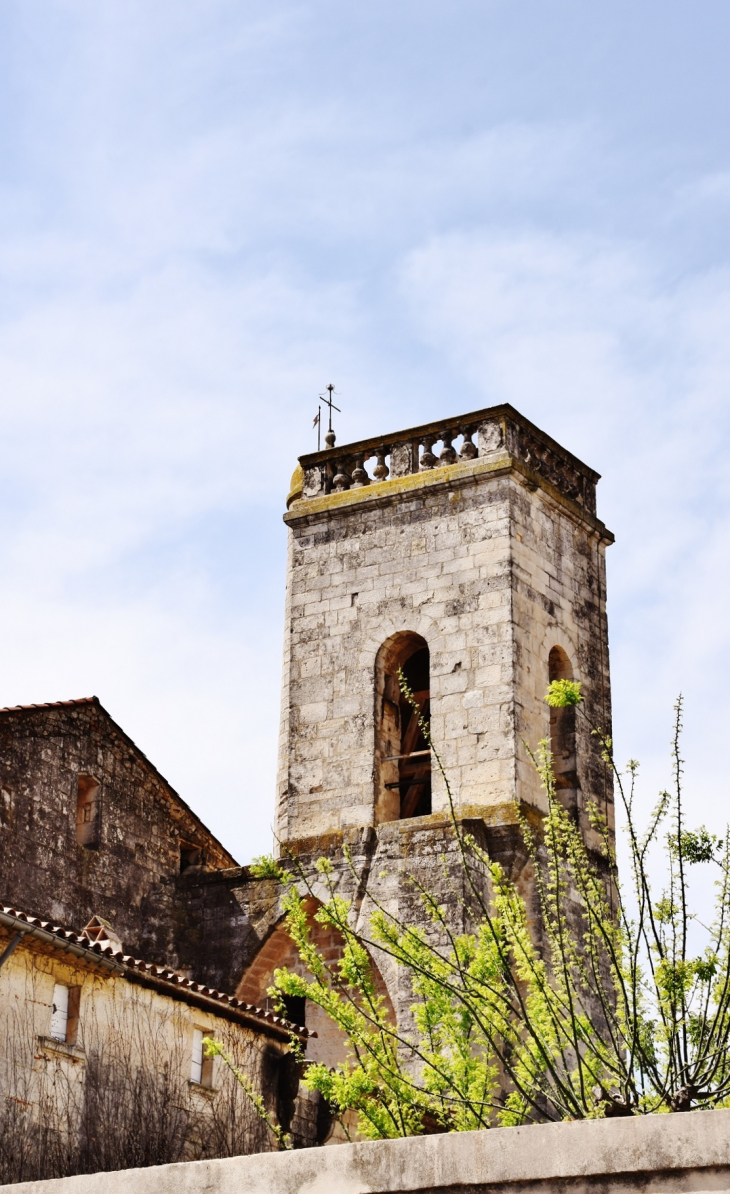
[313,383,341,450]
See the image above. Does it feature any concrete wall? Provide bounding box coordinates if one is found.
[6,1107,730,1194]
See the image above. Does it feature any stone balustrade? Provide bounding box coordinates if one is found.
[296,403,599,515]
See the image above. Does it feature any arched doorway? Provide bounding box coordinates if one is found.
[374,633,431,822]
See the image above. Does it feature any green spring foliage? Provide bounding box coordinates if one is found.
[217,680,730,1142]
[544,678,583,708]
[202,1038,293,1151]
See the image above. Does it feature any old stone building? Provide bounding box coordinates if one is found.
[278,402,611,842]
[0,903,316,1183]
[0,703,321,1177]
[0,697,237,968]
[0,402,613,1171]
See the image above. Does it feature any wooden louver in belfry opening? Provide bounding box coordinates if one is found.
[393,646,431,818]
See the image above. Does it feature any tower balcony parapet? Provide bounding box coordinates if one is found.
[292,403,599,517]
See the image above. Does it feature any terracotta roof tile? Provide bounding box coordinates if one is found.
[0,904,310,1039]
[0,697,99,713]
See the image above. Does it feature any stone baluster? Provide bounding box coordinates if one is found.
[439,432,457,465]
[350,455,370,488]
[419,438,437,470]
[372,451,390,481]
[332,461,351,492]
[459,428,477,459]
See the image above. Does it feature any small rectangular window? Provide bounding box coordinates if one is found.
[76,775,101,849]
[282,994,306,1027]
[180,842,203,873]
[66,986,81,1046]
[50,983,69,1042]
[190,1028,213,1087]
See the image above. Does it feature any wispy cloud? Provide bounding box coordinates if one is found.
[1,1,730,858]
[401,225,730,815]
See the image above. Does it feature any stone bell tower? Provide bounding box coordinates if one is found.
[230,402,614,1069]
[276,404,614,852]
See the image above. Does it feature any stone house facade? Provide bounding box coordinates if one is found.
[0,903,317,1183]
[0,698,237,968]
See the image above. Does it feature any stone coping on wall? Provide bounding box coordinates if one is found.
[6,1107,730,1194]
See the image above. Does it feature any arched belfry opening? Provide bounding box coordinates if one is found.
[375,633,431,822]
[548,646,579,812]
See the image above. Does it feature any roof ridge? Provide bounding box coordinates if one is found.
[0,697,99,714]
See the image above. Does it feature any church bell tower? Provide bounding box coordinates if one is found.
[234,402,614,1065]
[276,404,614,851]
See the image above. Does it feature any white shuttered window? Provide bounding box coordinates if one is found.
[190,1028,203,1084]
[50,984,69,1042]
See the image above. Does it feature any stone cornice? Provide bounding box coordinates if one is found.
[285,450,613,544]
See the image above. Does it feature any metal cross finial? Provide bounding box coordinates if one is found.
[314,383,341,450]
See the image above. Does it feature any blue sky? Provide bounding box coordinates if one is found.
[1,1,729,863]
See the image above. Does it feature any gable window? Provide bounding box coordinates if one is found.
[76,774,101,849]
[180,842,204,874]
[190,1028,213,1087]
